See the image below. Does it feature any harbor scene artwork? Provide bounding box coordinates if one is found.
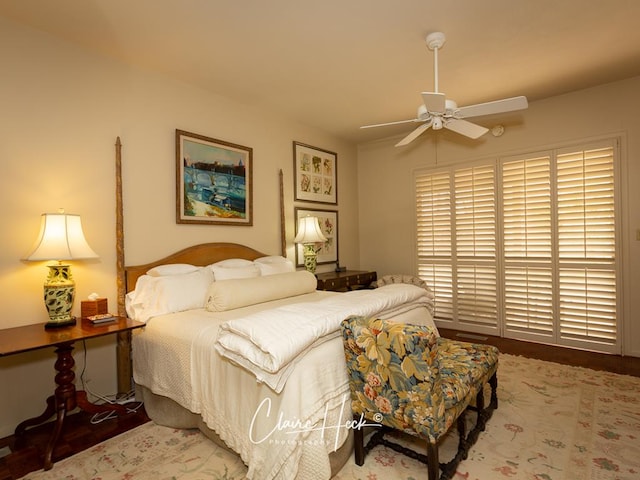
[176,130,253,225]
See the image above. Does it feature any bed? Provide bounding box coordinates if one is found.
[123,242,437,479]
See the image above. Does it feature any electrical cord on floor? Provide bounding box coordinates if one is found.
[79,340,144,424]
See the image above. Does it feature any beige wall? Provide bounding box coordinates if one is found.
[3,12,638,443]
[357,75,640,358]
[0,18,359,437]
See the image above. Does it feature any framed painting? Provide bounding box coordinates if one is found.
[176,129,253,225]
[293,141,337,205]
[295,207,338,267]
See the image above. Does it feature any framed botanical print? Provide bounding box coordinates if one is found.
[176,129,253,225]
[295,207,338,267]
[293,141,337,205]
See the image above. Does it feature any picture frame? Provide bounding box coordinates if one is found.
[295,207,338,267]
[176,129,253,225]
[293,141,337,205]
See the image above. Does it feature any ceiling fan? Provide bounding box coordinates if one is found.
[361,32,528,147]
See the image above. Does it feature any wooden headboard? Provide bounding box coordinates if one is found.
[124,242,268,293]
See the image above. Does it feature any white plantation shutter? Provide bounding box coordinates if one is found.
[558,268,617,343]
[415,139,620,353]
[454,166,497,328]
[502,155,554,337]
[415,172,452,258]
[415,163,498,331]
[556,147,616,260]
[417,264,454,320]
[502,156,552,258]
[556,146,617,346]
[416,172,454,320]
[455,166,496,258]
[503,266,554,335]
[456,265,497,326]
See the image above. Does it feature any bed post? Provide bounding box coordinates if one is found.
[279,168,286,257]
[115,136,132,395]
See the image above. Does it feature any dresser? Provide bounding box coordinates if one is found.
[315,270,377,291]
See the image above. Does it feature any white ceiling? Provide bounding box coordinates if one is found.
[3,0,640,144]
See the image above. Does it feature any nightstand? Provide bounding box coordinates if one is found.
[316,270,377,291]
[0,316,144,470]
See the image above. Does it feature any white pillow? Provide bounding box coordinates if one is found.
[125,268,214,322]
[254,256,295,276]
[211,258,255,268]
[254,255,289,264]
[147,263,200,277]
[211,263,261,281]
[205,271,317,312]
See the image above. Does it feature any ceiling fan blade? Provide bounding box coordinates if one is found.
[444,119,489,139]
[457,96,528,118]
[360,118,419,129]
[421,92,446,113]
[395,121,432,147]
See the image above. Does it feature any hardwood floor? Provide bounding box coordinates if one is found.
[0,405,149,480]
[0,334,638,479]
[439,328,640,377]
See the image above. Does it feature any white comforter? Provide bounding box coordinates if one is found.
[214,283,433,392]
[133,286,436,480]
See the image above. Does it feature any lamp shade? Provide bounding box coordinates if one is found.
[25,213,98,261]
[294,216,327,244]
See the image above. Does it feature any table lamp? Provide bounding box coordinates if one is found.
[24,211,99,328]
[294,216,327,274]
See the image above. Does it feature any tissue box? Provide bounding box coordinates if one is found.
[81,298,108,318]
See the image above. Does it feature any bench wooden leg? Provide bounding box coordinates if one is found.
[489,372,498,409]
[353,415,365,466]
[476,384,487,431]
[426,441,439,480]
[457,412,468,459]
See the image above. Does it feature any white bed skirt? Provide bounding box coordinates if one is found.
[137,384,354,476]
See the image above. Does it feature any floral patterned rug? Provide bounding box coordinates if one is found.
[21,354,640,480]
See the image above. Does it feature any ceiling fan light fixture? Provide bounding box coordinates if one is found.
[432,117,443,130]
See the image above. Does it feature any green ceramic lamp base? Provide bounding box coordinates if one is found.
[43,263,76,329]
[45,317,77,329]
[301,243,319,274]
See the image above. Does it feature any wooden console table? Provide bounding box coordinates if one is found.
[316,270,377,291]
[0,316,144,470]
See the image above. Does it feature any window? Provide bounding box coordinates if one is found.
[415,140,620,353]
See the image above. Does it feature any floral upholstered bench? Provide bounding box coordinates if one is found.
[340,316,499,480]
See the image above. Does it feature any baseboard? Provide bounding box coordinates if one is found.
[455,332,489,341]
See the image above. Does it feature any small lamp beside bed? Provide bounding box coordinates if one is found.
[24,210,98,328]
[294,216,327,274]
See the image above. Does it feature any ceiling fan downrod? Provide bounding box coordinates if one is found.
[426,32,446,94]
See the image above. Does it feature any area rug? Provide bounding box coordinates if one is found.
[21,354,640,480]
